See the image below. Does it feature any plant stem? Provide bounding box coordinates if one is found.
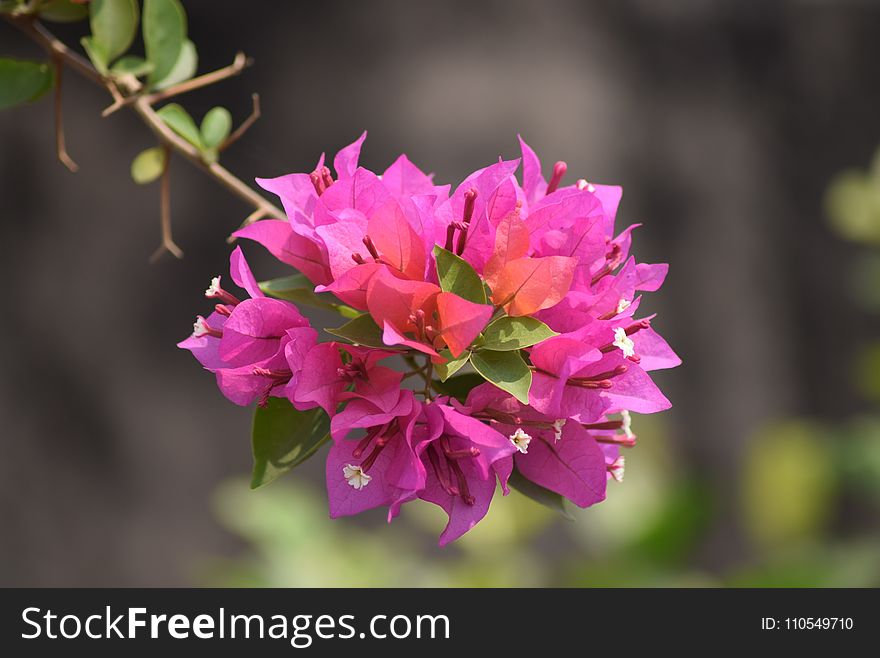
[423,358,434,401]
[142,52,250,106]
[51,53,77,172]
[220,93,260,152]
[150,145,183,262]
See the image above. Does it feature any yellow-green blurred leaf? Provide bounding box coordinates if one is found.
[130,146,166,184]
[825,169,880,244]
[741,420,836,548]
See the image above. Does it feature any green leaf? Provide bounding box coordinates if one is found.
[325,314,388,348]
[89,0,139,63]
[824,169,880,244]
[152,38,197,90]
[432,372,484,403]
[130,146,166,184]
[509,469,573,520]
[433,245,486,304]
[110,55,153,77]
[742,420,835,548]
[80,36,109,74]
[336,306,362,319]
[435,349,470,382]
[39,0,89,22]
[470,349,532,404]
[251,399,330,489]
[481,316,558,351]
[200,106,232,149]
[0,58,54,109]
[143,0,187,85]
[259,274,358,317]
[156,102,203,148]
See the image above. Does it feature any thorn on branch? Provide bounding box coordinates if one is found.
[52,55,78,172]
[101,94,127,118]
[220,93,261,152]
[150,147,184,263]
[101,78,139,118]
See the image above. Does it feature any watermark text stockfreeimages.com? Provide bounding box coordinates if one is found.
[21,607,450,648]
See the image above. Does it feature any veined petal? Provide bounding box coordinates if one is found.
[366,267,440,334]
[491,255,576,316]
[436,292,492,358]
[516,423,606,508]
[333,131,367,180]
[228,246,264,299]
[368,198,426,280]
[234,220,331,286]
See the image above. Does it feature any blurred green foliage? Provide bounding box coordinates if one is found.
[825,148,880,245]
[199,409,879,587]
[742,420,836,549]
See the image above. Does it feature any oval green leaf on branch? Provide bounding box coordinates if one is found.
[509,469,574,520]
[481,316,558,351]
[110,55,154,77]
[89,0,139,63]
[259,274,358,317]
[432,372,484,403]
[435,349,470,382]
[201,106,232,149]
[80,36,109,74]
[152,38,197,90]
[130,146,166,184]
[251,399,331,489]
[433,245,486,304]
[39,0,89,23]
[325,314,387,348]
[470,348,532,404]
[143,0,187,85]
[0,59,54,109]
[156,102,203,148]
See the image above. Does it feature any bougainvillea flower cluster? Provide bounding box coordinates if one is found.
[180,133,680,545]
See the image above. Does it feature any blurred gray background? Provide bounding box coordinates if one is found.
[1,0,879,585]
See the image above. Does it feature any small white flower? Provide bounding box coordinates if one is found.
[612,327,635,358]
[576,179,597,193]
[620,410,634,439]
[192,316,211,337]
[609,456,625,483]
[343,464,372,490]
[616,298,631,314]
[205,276,222,298]
[509,428,532,454]
[552,418,566,442]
